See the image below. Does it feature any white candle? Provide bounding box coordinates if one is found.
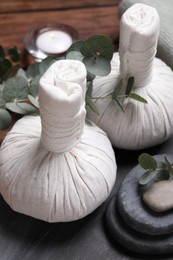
[36,30,73,54]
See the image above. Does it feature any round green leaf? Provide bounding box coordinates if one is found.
[27,63,40,78]
[8,47,21,62]
[39,56,56,74]
[0,45,5,60]
[28,94,39,109]
[6,102,36,115]
[154,170,170,182]
[65,51,83,61]
[3,76,29,102]
[3,64,20,81]
[87,71,95,81]
[80,35,113,60]
[18,102,37,113]
[29,74,42,97]
[0,108,12,130]
[83,56,111,76]
[86,95,99,115]
[65,40,84,55]
[139,171,156,185]
[138,153,157,170]
[0,84,5,106]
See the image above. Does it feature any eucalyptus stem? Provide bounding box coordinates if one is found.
[91,94,127,100]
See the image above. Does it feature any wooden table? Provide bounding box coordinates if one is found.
[0,1,173,259]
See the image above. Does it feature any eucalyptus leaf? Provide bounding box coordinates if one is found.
[83,56,111,76]
[65,51,83,61]
[154,169,170,182]
[0,45,5,60]
[39,56,56,75]
[17,68,27,78]
[129,93,147,104]
[8,47,21,62]
[28,94,39,109]
[29,74,42,97]
[65,40,84,55]
[0,108,12,130]
[3,64,20,81]
[86,81,93,97]
[112,79,123,99]
[125,76,134,96]
[6,102,36,114]
[87,71,95,82]
[80,35,113,61]
[3,76,29,102]
[0,59,12,80]
[27,63,40,78]
[138,153,157,170]
[0,84,5,106]
[86,95,99,115]
[17,102,37,113]
[139,170,156,185]
[164,156,173,175]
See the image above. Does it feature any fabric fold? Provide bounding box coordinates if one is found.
[119,3,160,87]
[39,60,86,153]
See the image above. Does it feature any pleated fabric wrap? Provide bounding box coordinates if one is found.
[119,0,173,70]
[0,60,116,222]
[87,3,173,150]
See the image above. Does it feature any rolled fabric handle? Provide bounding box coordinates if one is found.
[39,60,87,153]
[119,3,160,87]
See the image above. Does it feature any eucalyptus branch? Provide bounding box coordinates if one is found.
[138,153,173,186]
[0,36,148,131]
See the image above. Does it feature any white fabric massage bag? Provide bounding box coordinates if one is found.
[0,60,117,222]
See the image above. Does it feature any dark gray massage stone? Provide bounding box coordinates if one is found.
[105,195,173,255]
[117,154,173,235]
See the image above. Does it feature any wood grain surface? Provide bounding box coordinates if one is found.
[0,0,119,12]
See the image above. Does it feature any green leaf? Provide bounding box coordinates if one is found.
[65,51,83,61]
[3,76,29,102]
[6,102,36,115]
[8,47,21,62]
[83,56,111,76]
[125,76,134,96]
[112,79,123,99]
[164,156,173,175]
[39,56,56,75]
[138,153,157,170]
[129,93,147,104]
[0,59,12,80]
[3,64,20,81]
[154,169,170,182]
[87,71,95,82]
[86,94,99,115]
[29,74,42,97]
[81,35,113,61]
[65,40,84,55]
[28,94,39,109]
[0,108,12,130]
[139,170,156,185]
[0,84,5,106]
[27,63,40,78]
[86,81,93,97]
[0,45,5,59]
[17,102,37,113]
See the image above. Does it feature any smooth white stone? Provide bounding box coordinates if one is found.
[143,180,173,212]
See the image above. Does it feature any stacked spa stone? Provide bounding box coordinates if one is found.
[105,154,173,255]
